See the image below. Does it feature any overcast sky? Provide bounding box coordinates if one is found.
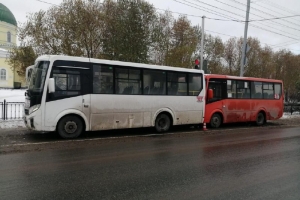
[3,0,300,54]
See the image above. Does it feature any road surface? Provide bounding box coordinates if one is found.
[1,126,300,199]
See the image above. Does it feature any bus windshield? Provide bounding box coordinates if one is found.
[28,61,50,93]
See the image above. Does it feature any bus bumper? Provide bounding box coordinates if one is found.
[23,109,43,131]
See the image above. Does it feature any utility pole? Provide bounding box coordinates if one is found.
[240,0,251,77]
[200,16,205,70]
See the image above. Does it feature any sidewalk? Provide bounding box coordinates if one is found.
[0,120,25,129]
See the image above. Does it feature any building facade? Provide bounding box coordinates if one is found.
[0,3,25,88]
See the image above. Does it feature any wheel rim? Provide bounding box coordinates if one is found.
[64,121,78,134]
[157,116,168,130]
[258,114,264,124]
[212,116,220,127]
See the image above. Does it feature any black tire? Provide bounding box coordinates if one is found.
[210,113,222,128]
[155,113,171,133]
[256,112,265,126]
[57,115,84,139]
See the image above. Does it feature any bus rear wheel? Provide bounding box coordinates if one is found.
[256,112,265,126]
[57,115,83,139]
[210,113,222,128]
[155,113,171,133]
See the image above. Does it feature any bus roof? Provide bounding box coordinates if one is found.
[35,55,204,74]
[205,74,283,83]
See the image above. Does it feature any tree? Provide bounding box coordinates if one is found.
[13,0,105,58]
[203,34,225,74]
[149,10,173,65]
[101,0,156,63]
[165,16,198,68]
[6,46,37,77]
[223,38,240,75]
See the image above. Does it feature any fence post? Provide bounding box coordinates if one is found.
[3,99,6,120]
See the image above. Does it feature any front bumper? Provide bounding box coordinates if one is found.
[23,108,41,131]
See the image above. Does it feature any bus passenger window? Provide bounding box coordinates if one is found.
[207,78,226,102]
[143,70,166,95]
[115,68,141,95]
[262,82,274,99]
[274,83,282,99]
[251,82,262,98]
[93,65,113,94]
[188,73,202,96]
[52,68,81,97]
[227,80,236,98]
[167,72,187,96]
[236,81,250,99]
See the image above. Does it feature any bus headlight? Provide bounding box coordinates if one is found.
[29,104,40,114]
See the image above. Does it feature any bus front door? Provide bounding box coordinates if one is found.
[45,66,91,130]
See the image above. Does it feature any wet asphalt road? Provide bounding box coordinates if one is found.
[1,126,300,200]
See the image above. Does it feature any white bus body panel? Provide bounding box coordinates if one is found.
[90,94,204,131]
[42,94,204,132]
[44,96,89,131]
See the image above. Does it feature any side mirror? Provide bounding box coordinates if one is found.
[208,89,213,99]
[48,78,55,93]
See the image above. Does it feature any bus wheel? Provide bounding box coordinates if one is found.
[256,112,265,126]
[210,113,222,128]
[57,115,83,139]
[155,113,171,133]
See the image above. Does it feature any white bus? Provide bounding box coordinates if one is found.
[24,55,205,139]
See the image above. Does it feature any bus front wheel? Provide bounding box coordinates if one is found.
[57,115,83,139]
[210,113,222,128]
[155,113,171,133]
[256,112,265,126]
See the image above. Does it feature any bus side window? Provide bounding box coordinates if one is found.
[52,68,82,97]
[274,83,282,99]
[262,82,274,99]
[167,72,187,96]
[93,65,113,94]
[143,70,166,95]
[251,82,262,99]
[227,80,236,98]
[188,73,202,96]
[115,68,141,95]
[236,81,250,99]
[208,78,226,102]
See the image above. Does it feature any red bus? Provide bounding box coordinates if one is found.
[204,74,284,128]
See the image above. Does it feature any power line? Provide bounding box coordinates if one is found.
[155,8,300,48]
[269,40,299,47]
[172,0,241,21]
[260,0,299,17]
[175,0,300,40]
[251,2,300,25]
[213,0,300,32]
[189,0,245,20]
[188,0,300,37]
[36,0,58,6]
[206,14,300,22]
[157,8,300,22]
[156,8,300,48]
[206,30,300,52]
